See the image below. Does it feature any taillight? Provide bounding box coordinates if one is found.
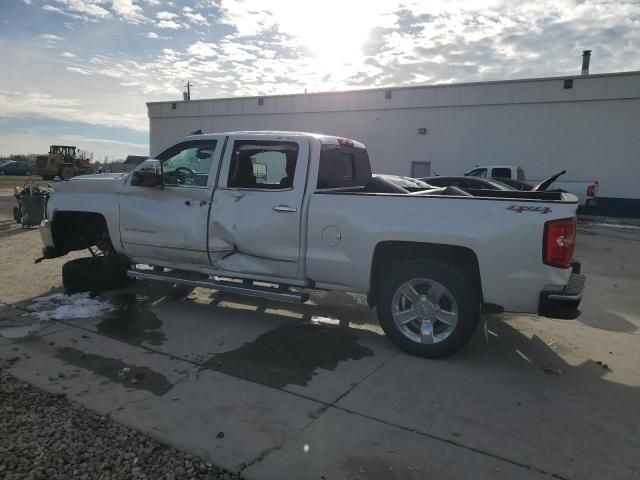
[337,137,355,147]
[586,184,596,198]
[543,217,576,268]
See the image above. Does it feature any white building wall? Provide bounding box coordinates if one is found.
[148,72,640,200]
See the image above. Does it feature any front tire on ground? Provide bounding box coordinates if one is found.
[60,166,74,181]
[377,259,481,358]
[62,257,130,293]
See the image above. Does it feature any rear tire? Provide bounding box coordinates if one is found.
[62,257,130,293]
[377,259,481,358]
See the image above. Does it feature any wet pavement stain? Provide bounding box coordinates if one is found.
[203,322,374,388]
[55,346,172,396]
[96,293,167,346]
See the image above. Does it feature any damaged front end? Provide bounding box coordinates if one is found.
[37,219,65,262]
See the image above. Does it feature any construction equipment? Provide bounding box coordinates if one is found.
[36,145,91,181]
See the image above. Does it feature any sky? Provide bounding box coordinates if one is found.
[1,0,639,161]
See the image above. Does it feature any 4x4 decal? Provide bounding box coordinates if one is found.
[506,205,552,214]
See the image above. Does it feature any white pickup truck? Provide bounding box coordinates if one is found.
[464,165,598,208]
[39,131,585,358]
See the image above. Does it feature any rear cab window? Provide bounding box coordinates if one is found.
[316,143,371,190]
[491,167,512,179]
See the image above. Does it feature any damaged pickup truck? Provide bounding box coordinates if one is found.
[39,131,585,358]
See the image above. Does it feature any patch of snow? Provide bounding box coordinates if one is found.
[28,293,115,321]
[311,316,341,326]
[135,264,155,270]
[0,325,37,338]
[345,292,368,306]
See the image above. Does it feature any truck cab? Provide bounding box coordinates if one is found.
[465,165,526,180]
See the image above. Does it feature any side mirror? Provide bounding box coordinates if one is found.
[131,159,163,187]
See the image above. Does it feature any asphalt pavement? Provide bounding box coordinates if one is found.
[1,189,639,480]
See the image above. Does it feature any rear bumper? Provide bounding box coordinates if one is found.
[540,262,585,308]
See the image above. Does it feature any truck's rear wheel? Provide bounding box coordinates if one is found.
[60,166,74,181]
[377,259,480,358]
[62,257,130,293]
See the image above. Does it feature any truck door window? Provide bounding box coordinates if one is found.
[227,141,299,189]
[156,140,217,187]
[491,168,512,179]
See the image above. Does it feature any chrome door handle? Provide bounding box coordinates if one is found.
[273,205,297,213]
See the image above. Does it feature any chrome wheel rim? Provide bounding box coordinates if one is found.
[391,278,458,344]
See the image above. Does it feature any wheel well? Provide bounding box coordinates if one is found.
[368,241,482,307]
[51,212,113,254]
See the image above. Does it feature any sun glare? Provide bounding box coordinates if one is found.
[262,0,396,69]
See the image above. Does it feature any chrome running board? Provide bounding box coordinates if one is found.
[127,268,309,303]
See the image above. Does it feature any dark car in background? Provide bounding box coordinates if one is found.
[374,174,433,191]
[0,161,34,176]
[495,178,534,191]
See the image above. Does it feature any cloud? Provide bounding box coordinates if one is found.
[53,0,111,20]
[184,12,208,25]
[111,0,148,24]
[0,89,146,132]
[187,41,217,58]
[42,4,91,22]
[157,19,182,29]
[67,66,93,75]
[61,51,76,58]
[38,34,63,41]
[156,11,178,20]
[146,32,159,39]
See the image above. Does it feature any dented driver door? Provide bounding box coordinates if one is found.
[208,135,309,280]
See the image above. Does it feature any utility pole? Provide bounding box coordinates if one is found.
[184,81,193,101]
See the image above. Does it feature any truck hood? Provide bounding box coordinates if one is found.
[52,173,127,193]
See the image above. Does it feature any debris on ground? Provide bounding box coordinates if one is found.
[0,369,239,480]
[542,366,563,375]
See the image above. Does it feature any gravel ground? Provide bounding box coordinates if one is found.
[0,366,239,480]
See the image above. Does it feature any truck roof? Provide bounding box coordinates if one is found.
[183,131,366,148]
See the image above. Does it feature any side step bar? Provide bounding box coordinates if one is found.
[127,268,309,303]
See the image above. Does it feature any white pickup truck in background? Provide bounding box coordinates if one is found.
[39,132,586,358]
[464,165,598,208]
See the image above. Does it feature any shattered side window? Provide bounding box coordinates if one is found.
[227,141,299,190]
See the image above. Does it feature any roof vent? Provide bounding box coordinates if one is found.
[581,50,591,75]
